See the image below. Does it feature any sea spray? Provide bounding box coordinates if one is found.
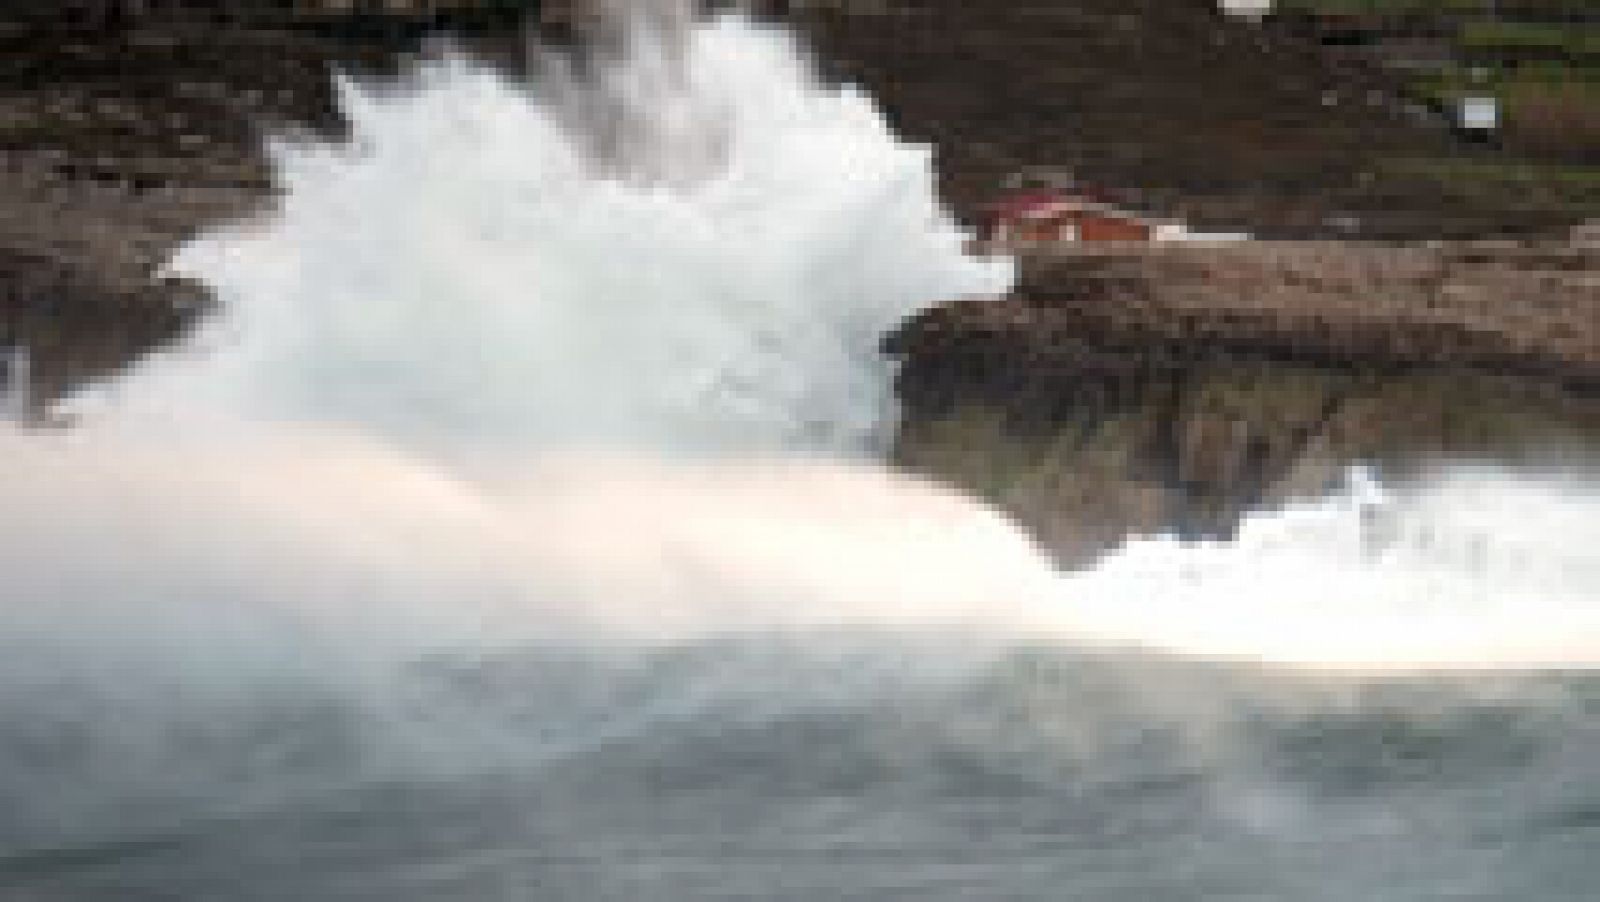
[2,3,1599,878]
[114,9,1010,459]
[4,423,1599,861]
[1064,466,1600,669]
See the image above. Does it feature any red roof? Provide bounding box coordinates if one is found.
[981,189,1149,224]
[981,191,1075,221]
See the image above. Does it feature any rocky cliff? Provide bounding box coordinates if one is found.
[889,233,1600,562]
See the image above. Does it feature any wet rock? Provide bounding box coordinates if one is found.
[890,238,1600,564]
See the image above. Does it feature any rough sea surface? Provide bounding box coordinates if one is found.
[2,6,1596,899]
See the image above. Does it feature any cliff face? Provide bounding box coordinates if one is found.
[889,234,1600,564]
[895,362,1600,566]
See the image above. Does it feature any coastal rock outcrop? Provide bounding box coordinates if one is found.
[889,234,1600,563]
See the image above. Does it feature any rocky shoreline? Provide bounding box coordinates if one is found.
[1,3,1597,563]
[890,234,1600,561]
[893,232,1600,401]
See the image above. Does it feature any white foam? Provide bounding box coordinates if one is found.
[1066,468,1600,669]
[6,5,1596,700]
[109,12,1008,462]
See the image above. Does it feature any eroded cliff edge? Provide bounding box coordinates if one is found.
[889,235,1600,564]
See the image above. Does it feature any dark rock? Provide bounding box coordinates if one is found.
[889,238,1600,564]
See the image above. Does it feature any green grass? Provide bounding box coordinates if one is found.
[1399,72,1600,160]
[1275,2,1600,165]
[1281,0,1590,14]
[1378,157,1600,211]
[1408,67,1600,102]
[1459,21,1600,57]
[1382,156,1600,183]
[1280,0,1489,13]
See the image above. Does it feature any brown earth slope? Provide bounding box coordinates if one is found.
[787,0,1598,239]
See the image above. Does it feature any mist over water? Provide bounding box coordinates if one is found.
[3,4,1598,898]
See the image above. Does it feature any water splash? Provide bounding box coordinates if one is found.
[114,10,1009,461]
[1066,467,1600,669]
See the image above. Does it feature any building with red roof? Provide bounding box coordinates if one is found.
[977,190,1163,245]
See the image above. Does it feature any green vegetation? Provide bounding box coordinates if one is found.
[1459,20,1600,57]
[1281,0,1593,13]
[1275,2,1598,163]
[1402,65,1600,163]
[1408,65,1600,103]
[1280,0,1488,13]
[1378,157,1600,211]
[1380,157,1600,186]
